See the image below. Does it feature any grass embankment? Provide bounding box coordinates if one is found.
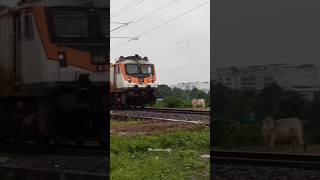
[110,120,210,180]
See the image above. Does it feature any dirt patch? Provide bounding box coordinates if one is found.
[111,121,207,136]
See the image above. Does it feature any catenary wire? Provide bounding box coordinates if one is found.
[111,1,210,49]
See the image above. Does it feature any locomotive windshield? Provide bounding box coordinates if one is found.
[53,11,88,38]
[48,8,109,43]
[125,64,154,76]
[141,64,153,74]
[125,64,139,74]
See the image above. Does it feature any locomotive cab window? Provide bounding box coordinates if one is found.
[141,64,154,75]
[125,64,154,76]
[117,65,120,74]
[99,10,108,38]
[125,64,139,75]
[23,15,33,40]
[52,10,88,38]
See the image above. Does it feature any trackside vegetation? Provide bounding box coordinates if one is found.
[213,82,320,148]
[110,120,210,180]
[151,84,210,109]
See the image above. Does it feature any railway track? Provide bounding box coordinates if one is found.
[0,165,107,180]
[0,143,108,179]
[112,107,210,115]
[213,150,320,170]
[111,108,210,125]
[0,142,106,157]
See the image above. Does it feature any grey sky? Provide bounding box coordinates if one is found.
[214,0,320,71]
[111,0,210,85]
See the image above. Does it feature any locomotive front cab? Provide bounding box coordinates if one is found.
[111,55,157,107]
[36,6,109,81]
[0,1,110,143]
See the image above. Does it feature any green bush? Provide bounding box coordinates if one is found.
[213,116,263,148]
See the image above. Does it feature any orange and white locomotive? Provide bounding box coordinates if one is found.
[110,54,157,107]
[0,0,108,144]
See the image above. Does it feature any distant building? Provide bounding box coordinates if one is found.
[170,81,210,93]
[213,64,320,100]
[213,64,319,90]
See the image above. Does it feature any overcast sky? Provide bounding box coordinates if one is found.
[214,0,320,72]
[111,0,210,85]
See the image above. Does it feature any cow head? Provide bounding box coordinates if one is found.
[263,116,275,131]
[262,116,276,149]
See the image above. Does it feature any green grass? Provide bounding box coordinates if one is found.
[110,121,210,180]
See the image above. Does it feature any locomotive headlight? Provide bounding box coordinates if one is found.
[91,54,107,65]
[127,77,131,83]
[58,51,67,67]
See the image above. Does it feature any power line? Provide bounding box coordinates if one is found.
[110,21,132,24]
[112,0,180,35]
[111,0,141,16]
[137,1,210,38]
[111,1,210,50]
[110,21,133,32]
[111,36,138,39]
[111,0,146,19]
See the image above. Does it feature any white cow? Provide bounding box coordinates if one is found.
[262,116,305,152]
[192,99,206,110]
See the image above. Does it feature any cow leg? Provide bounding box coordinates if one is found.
[291,138,297,153]
[297,132,305,152]
[269,134,275,152]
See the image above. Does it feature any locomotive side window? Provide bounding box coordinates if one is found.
[23,15,33,40]
[52,10,88,38]
[99,10,108,38]
[117,65,120,74]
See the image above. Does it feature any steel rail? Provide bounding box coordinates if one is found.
[112,107,210,115]
[111,114,209,125]
[213,150,320,170]
[0,165,107,179]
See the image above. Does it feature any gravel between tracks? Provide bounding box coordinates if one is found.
[111,110,210,123]
[0,153,108,174]
[213,164,320,180]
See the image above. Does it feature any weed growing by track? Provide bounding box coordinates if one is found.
[110,120,210,180]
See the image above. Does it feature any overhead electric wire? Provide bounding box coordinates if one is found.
[110,21,131,24]
[111,0,146,19]
[110,0,141,16]
[111,0,180,34]
[111,1,210,50]
[110,21,133,32]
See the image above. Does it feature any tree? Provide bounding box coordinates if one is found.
[272,93,305,119]
[253,82,283,120]
[155,84,172,98]
[212,83,233,115]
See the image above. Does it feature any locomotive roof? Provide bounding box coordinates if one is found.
[119,59,153,65]
[7,0,109,8]
[115,55,153,64]
[0,0,108,15]
[31,0,108,7]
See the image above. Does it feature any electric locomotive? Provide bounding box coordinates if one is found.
[0,0,109,144]
[110,54,157,108]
